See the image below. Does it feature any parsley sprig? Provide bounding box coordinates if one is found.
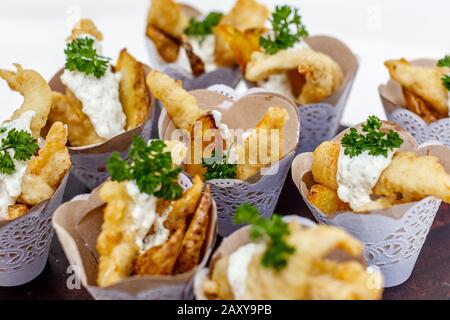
[201,149,237,180]
[341,116,403,158]
[437,55,450,91]
[106,138,182,200]
[184,12,223,42]
[64,37,111,78]
[260,5,308,55]
[233,204,295,271]
[0,128,38,175]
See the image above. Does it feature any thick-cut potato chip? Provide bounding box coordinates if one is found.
[0,64,52,139]
[116,49,150,130]
[146,25,180,63]
[308,184,350,215]
[67,18,103,41]
[312,141,339,190]
[7,204,29,220]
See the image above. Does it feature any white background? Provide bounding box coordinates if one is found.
[0,0,447,125]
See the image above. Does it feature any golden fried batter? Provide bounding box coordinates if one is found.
[402,88,444,124]
[67,18,103,41]
[146,25,180,63]
[7,204,29,220]
[308,184,350,215]
[385,59,449,116]
[147,0,188,39]
[311,141,339,190]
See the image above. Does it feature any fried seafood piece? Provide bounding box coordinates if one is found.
[19,122,71,206]
[97,181,138,287]
[116,49,150,130]
[236,107,289,181]
[67,18,103,41]
[146,0,188,39]
[402,88,444,124]
[175,185,212,274]
[245,48,344,104]
[384,59,449,116]
[308,184,350,215]
[146,25,180,63]
[214,0,269,66]
[0,64,52,138]
[7,204,29,220]
[146,70,203,130]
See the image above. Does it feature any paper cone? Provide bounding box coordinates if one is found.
[53,174,218,300]
[291,122,447,287]
[0,172,70,286]
[379,59,450,147]
[158,85,300,236]
[49,67,156,190]
[145,4,241,91]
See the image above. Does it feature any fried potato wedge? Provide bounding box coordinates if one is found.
[385,59,449,116]
[308,184,350,215]
[236,107,289,181]
[0,64,52,139]
[97,181,138,287]
[67,18,103,41]
[146,25,180,63]
[18,122,71,206]
[7,204,29,220]
[116,49,150,130]
[146,70,203,130]
[146,0,188,38]
[311,141,340,190]
[175,185,211,274]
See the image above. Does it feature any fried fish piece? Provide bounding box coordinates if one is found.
[214,0,269,66]
[7,204,29,220]
[308,184,350,215]
[67,18,103,41]
[146,25,180,63]
[245,48,344,104]
[146,0,188,39]
[19,122,71,206]
[97,181,138,287]
[402,87,444,124]
[116,49,150,130]
[175,185,211,274]
[0,64,52,139]
[146,70,203,130]
[236,107,289,181]
[384,59,449,116]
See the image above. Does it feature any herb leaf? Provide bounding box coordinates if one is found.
[184,12,223,40]
[437,55,450,91]
[201,149,237,180]
[64,37,111,78]
[0,128,38,175]
[233,204,295,271]
[260,5,308,55]
[106,137,182,200]
[341,115,403,158]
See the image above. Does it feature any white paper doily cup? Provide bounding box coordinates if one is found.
[53,174,217,300]
[0,172,70,287]
[379,59,450,147]
[145,4,241,91]
[49,67,156,190]
[158,85,300,236]
[291,127,448,287]
[245,35,358,153]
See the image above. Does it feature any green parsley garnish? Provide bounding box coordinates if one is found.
[201,149,237,181]
[0,128,38,175]
[341,116,403,158]
[64,37,111,78]
[260,5,308,55]
[233,204,295,272]
[184,12,223,41]
[437,55,450,91]
[106,137,182,200]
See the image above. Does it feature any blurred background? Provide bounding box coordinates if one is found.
[0,0,447,125]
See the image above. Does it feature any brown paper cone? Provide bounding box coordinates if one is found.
[53,175,218,300]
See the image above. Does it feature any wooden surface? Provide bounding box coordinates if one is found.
[1,171,449,300]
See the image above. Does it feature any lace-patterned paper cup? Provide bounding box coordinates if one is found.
[53,174,217,300]
[145,4,241,91]
[0,172,70,287]
[379,59,450,147]
[291,123,447,287]
[245,35,358,153]
[158,85,300,236]
[49,67,156,190]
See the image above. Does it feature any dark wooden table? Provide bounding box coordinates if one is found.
[1,171,449,300]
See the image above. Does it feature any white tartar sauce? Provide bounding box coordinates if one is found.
[227,243,265,300]
[61,34,125,140]
[178,35,217,73]
[336,147,395,211]
[125,181,170,251]
[0,111,35,218]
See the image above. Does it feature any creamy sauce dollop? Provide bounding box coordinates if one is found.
[178,35,217,73]
[0,111,35,218]
[336,147,395,211]
[61,34,126,140]
[227,243,265,300]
